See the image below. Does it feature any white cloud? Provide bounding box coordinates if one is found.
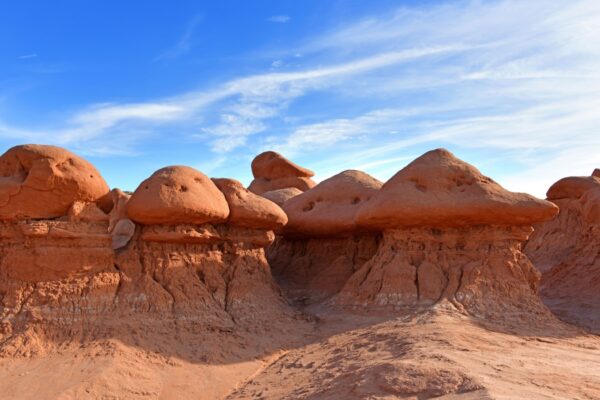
[155,14,202,61]
[18,53,37,59]
[267,15,290,23]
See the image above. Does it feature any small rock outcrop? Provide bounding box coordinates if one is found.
[0,144,110,219]
[248,151,316,195]
[268,170,383,301]
[335,149,558,318]
[525,170,600,332]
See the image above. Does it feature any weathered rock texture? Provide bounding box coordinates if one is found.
[212,178,287,230]
[0,144,110,220]
[248,151,316,195]
[283,170,382,237]
[127,166,229,225]
[261,187,303,206]
[268,170,383,301]
[334,149,558,318]
[525,172,600,332]
[0,157,294,357]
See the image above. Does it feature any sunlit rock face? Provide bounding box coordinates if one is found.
[332,149,558,318]
[248,151,316,195]
[525,170,600,331]
[0,154,293,357]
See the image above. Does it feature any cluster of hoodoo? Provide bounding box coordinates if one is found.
[524,171,600,330]
[267,149,559,317]
[248,151,316,196]
[0,146,292,356]
[267,170,383,301]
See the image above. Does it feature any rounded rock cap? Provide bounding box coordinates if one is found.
[0,144,110,220]
[212,178,288,230]
[251,151,314,179]
[127,166,229,225]
[261,187,303,206]
[546,176,600,200]
[356,149,558,229]
[283,170,382,236]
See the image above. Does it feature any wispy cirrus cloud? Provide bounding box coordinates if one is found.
[1,1,600,196]
[154,14,203,61]
[267,15,290,23]
[18,53,37,59]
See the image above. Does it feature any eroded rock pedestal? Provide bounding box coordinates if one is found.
[0,157,294,358]
[334,149,558,319]
[267,170,382,301]
[336,226,543,317]
[525,172,600,331]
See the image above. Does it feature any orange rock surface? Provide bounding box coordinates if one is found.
[248,151,316,194]
[127,166,229,225]
[282,170,382,237]
[212,178,287,230]
[0,144,110,220]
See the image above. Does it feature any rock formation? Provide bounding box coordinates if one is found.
[525,171,600,331]
[333,149,558,318]
[248,151,316,195]
[0,151,294,358]
[267,170,382,301]
[0,144,110,220]
[261,187,303,206]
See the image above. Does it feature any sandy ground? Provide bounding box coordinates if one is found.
[0,299,598,399]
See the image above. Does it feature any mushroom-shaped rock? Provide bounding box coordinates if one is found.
[251,151,314,179]
[262,187,303,206]
[593,168,600,178]
[356,149,558,229]
[0,144,110,220]
[127,166,229,225]
[547,176,600,200]
[283,170,382,237]
[248,151,316,195]
[212,178,288,230]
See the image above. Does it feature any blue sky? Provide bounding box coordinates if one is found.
[1,0,599,196]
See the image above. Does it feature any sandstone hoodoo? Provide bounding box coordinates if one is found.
[334,149,559,317]
[268,170,383,301]
[525,171,600,332]
[0,150,294,358]
[248,151,316,195]
[0,144,110,220]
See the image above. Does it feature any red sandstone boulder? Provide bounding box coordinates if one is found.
[283,170,382,237]
[593,168,600,178]
[356,149,558,229]
[0,144,110,220]
[127,166,229,225]
[262,187,303,206]
[546,176,600,200]
[212,178,287,230]
[248,151,316,194]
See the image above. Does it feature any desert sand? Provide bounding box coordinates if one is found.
[0,146,598,399]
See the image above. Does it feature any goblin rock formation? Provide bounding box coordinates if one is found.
[248,151,316,195]
[0,152,292,357]
[267,170,383,301]
[525,171,600,331]
[261,187,303,207]
[334,149,558,318]
[0,144,109,220]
